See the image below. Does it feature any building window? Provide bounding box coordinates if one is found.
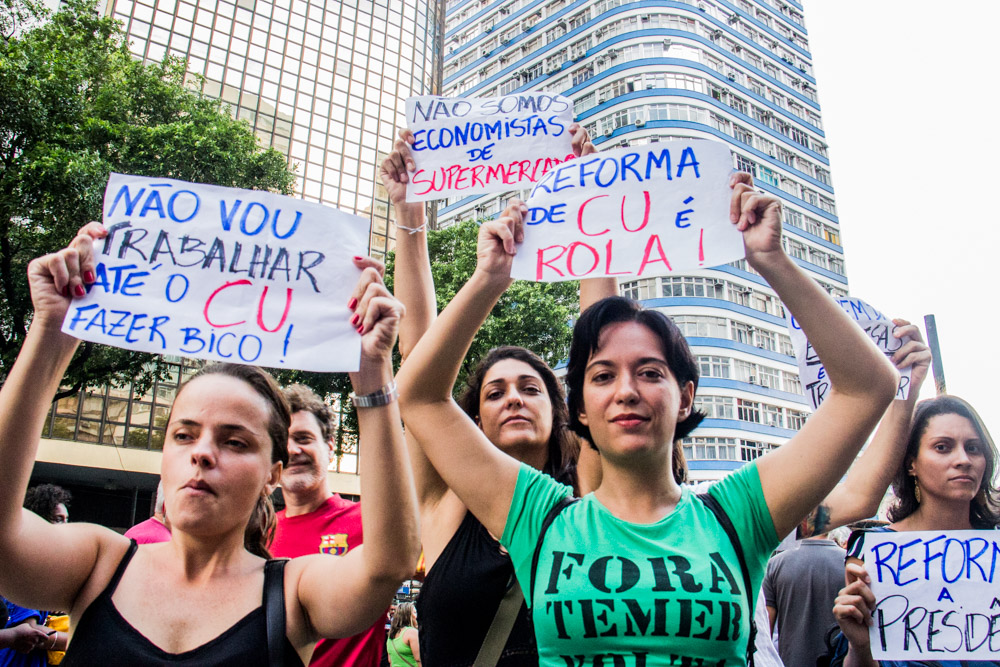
[695,395,735,420]
[672,315,728,339]
[786,410,808,430]
[735,154,756,175]
[697,355,731,379]
[684,436,739,461]
[762,404,784,428]
[731,321,753,345]
[758,166,778,187]
[662,276,722,298]
[620,278,655,300]
[740,439,764,461]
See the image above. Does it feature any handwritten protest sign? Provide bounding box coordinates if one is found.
[859,530,1000,659]
[508,140,742,282]
[786,297,911,410]
[60,174,370,372]
[404,93,575,202]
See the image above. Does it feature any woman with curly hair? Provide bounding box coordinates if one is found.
[23,484,71,524]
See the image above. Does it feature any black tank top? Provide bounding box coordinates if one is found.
[418,512,537,667]
[63,541,304,666]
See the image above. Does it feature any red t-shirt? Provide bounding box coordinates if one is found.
[272,495,386,667]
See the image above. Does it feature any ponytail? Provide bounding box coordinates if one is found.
[672,440,688,484]
[245,493,277,559]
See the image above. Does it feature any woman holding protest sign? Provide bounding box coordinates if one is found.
[0,223,419,666]
[832,395,1000,667]
[395,171,898,665]
[380,124,612,666]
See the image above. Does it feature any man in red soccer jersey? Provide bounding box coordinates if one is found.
[270,384,385,667]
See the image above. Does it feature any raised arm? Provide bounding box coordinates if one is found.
[734,174,899,538]
[0,224,128,614]
[293,267,420,640]
[378,129,453,519]
[381,129,436,362]
[395,202,527,538]
[798,321,931,537]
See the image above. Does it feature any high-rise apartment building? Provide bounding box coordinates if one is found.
[438,0,847,481]
[29,0,443,526]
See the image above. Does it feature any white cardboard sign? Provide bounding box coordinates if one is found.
[509,140,743,282]
[404,93,575,201]
[860,530,1000,660]
[61,173,370,371]
[786,297,911,409]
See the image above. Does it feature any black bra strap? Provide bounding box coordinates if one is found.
[264,558,288,667]
[104,539,139,596]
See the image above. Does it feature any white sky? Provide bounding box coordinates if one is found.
[803,1,1000,432]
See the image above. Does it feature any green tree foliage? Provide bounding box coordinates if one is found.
[394,219,580,386]
[0,0,295,397]
[278,219,579,458]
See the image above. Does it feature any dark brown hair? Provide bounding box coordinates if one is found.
[566,297,704,484]
[284,383,335,442]
[23,484,72,523]
[458,346,579,491]
[176,363,291,558]
[887,395,1000,529]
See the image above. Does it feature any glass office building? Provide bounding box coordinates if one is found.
[30,0,444,526]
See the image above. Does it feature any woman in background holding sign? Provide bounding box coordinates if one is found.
[396,172,899,665]
[833,396,1000,667]
[0,224,420,666]
[380,125,612,666]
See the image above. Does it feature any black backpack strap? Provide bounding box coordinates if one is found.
[529,496,580,603]
[697,492,756,667]
[264,558,289,667]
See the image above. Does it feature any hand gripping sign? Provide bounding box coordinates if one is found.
[786,297,911,410]
[859,530,1000,660]
[404,92,575,202]
[61,173,371,372]
[509,139,744,282]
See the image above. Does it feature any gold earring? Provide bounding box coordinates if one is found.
[914,478,922,504]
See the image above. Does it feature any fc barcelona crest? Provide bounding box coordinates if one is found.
[319,533,348,555]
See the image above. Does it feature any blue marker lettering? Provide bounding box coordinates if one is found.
[165,274,189,302]
[167,190,200,222]
[238,334,263,362]
[240,202,268,236]
[107,185,146,217]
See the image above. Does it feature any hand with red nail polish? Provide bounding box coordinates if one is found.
[26,221,107,331]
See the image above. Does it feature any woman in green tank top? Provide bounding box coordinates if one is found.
[386,602,421,667]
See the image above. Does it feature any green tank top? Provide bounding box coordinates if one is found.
[386,628,417,667]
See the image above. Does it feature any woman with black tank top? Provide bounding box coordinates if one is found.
[0,224,419,666]
[380,126,615,666]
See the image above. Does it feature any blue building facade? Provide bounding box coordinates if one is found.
[439,0,847,480]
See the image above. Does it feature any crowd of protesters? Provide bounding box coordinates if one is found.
[0,120,996,667]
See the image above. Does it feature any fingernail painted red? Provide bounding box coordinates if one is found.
[350,314,359,326]
[357,325,364,334]
[353,256,362,261]
[348,297,358,309]
[73,285,85,297]
[84,270,95,283]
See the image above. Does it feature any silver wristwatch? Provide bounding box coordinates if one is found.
[349,380,399,408]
